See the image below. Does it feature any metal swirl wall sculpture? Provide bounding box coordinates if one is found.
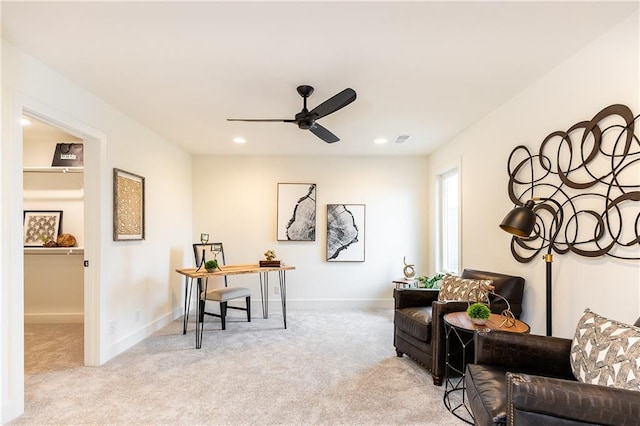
[506,104,640,262]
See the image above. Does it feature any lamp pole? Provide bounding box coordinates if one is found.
[543,252,553,336]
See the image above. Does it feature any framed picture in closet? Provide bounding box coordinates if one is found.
[113,168,145,241]
[23,210,63,247]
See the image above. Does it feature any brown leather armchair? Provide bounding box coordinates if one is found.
[393,269,524,385]
[465,320,640,426]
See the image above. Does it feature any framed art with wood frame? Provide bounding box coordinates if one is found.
[23,210,63,247]
[113,168,145,241]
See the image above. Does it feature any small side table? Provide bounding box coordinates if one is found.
[443,311,529,424]
[393,278,417,289]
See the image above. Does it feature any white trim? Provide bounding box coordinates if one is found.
[22,98,107,367]
[3,91,107,422]
[435,161,462,275]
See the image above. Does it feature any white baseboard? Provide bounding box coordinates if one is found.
[104,308,183,360]
[224,298,393,312]
[24,313,84,323]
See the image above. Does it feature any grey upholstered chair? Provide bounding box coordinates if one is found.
[192,243,251,331]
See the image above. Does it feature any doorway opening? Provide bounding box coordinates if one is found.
[22,116,85,372]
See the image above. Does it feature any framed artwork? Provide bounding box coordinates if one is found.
[277,183,316,241]
[326,204,365,262]
[23,210,63,246]
[113,168,145,241]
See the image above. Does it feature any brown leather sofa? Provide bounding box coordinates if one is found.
[393,269,525,385]
[465,320,640,426]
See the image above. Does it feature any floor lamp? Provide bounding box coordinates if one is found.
[500,198,562,337]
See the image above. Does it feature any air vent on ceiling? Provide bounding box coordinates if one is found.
[392,135,410,144]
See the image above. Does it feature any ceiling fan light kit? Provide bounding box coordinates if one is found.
[227,85,357,144]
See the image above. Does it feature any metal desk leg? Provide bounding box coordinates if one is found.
[195,277,208,349]
[260,272,269,319]
[183,275,193,335]
[279,270,287,329]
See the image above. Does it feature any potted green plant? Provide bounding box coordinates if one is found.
[466,302,491,325]
[416,273,444,289]
[204,259,219,273]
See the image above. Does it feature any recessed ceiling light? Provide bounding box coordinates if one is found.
[20,118,31,126]
[374,138,388,144]
[233,137,246,144]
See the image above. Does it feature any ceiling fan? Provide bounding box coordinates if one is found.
[227,85,356,143]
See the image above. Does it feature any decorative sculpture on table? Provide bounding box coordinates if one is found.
[402,256,416,278]
[466,282,516,328]
[500,104,640,336]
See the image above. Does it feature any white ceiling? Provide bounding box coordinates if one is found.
[3,1,638,156]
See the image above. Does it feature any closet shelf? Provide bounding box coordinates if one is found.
[23,166,83,174]
[24,247,84,255]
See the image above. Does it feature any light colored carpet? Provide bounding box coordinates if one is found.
[13,310,466,425]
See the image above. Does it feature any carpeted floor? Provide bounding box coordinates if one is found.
[13,310,466,425]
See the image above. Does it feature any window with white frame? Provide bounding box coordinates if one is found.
[438,168,460,274]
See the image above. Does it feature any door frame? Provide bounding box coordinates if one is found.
[4,92,106,421]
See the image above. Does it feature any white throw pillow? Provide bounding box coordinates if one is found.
[570,309,640,391]
[437,274,492,302]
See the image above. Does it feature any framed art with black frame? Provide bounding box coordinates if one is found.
[113,168,145,241]
[326,204,365,262]
[277,183,316,241]
[23,210,63,247]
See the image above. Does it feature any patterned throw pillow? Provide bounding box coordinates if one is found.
[437,274,493,302]
[570,309,640,391]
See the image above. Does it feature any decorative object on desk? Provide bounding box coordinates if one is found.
[23,210,63,247]
[113,168,145,241]
[499,104,640,336]
[264,249,276,261]
[326,204,365,262]
[277,183,316,241]
[51,142,83,167]
[200,233,209,244]
[211,242,222,259]
[260,249,281,267]
[56,233,77,247]
[204,259,219,272]
[466,302,491,325]
[416,273,444,289]
[402,256,416,278]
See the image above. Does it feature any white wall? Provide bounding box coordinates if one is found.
[192,155,429,309]
[428,13,640,337]
[1,41,193,422]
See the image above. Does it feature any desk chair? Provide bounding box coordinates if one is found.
[192,243,251,331]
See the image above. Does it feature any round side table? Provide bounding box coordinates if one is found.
[443,311,529,424]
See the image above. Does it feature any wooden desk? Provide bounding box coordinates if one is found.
[176,264,295,348]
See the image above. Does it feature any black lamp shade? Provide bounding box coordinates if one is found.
[500,200,536,237]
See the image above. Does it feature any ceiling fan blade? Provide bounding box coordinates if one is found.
[227,118,295,122]
[309,88,356,120]
[310,123,340,143]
